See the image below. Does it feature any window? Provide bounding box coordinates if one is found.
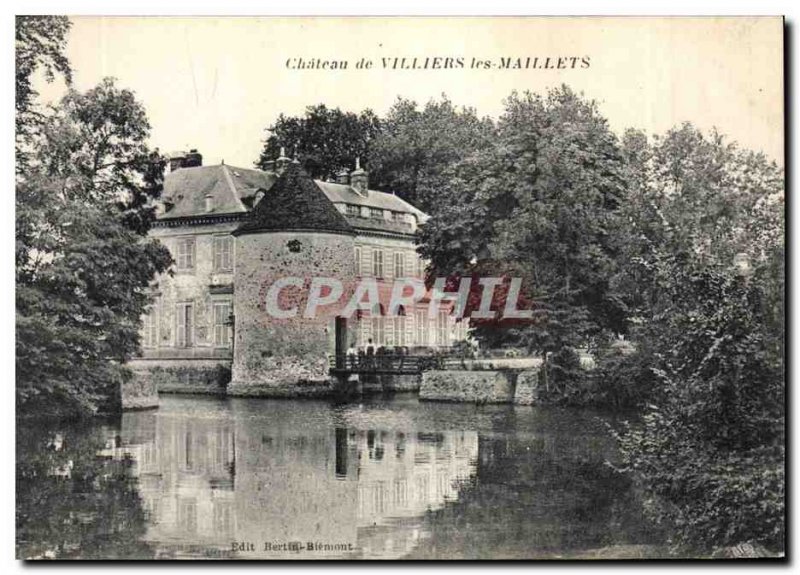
[213,236,233,271]
[437,310,450,346]
[354,246,362,275]
[384,317,395,346]
[405,313,415,346]
[416,255,424,278]
[415,310,428,346]
[393,315,406,347]
[213,502,233,536]
[176,238,195,271]
[177,498,198,534]
[369,207,383,220]
[347,204,361,217]
[176,302,194,347]
[371,316,384,345]
[143,307,159,348]
[372,249,384,278]
[213,302,232,347]
[393,252,405,278]
[360,318,371,346]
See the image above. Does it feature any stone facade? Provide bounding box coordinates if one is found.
[419,370,515,403]
[142,221,237,360]
[229,231,354,395]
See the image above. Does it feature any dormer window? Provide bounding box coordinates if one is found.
[346,204,360,217]
[369,207,383,220]
[204,194,214,213]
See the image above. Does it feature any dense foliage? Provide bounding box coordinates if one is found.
[16,20,172,418]
[608,125,785,553]
[15,16,72,172]
[368,96,494,212]
[416,87,630,392]
[255,104,381,180]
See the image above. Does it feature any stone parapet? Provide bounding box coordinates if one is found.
[419,370,514,403]
[127,358,231,397]
[513,368,542,405]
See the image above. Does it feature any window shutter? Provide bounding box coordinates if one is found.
[176,305,186,347]
[385,250,394,280]
[361,246,370,277]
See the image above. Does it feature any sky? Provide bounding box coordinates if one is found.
[36,16,784,168]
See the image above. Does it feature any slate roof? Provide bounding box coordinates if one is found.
[234,163,355,236]
[316,181,426,219]
[158,162,427,229]
[160,164,276,219]
[343,215,418,235]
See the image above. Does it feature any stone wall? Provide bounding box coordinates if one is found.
[419,370,515,403]
[351,373,422,395]
[230,230,355,396]
[381,373,421,392]
[127,358,231,396]
[513,368,542,405]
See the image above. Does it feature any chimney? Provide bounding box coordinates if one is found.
[335,169,350,185]
[275,146,291,175]
[184,149,203,168]
[350,157,368,196]
[168,151,187,172]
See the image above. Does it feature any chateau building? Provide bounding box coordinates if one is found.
[140,148,466,395]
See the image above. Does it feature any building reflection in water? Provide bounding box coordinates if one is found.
[103,397,478,559]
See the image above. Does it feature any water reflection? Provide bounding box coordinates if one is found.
[17,394,660,560]
[16,421,155,560]
[94,397,478,559]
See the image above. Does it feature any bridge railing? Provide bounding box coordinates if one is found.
[329,353,537,374]
[329,354,460,373]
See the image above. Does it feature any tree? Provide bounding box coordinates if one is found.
[418,86,629,388]
[255,104,381,180]
[369,96,494,211]
[16,78,172,418]
[612,124,785,553]
[15,16,72,172]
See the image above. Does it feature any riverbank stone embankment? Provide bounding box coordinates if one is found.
[126,359,231,399]
[420,369,543,405]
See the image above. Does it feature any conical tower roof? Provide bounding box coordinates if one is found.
[234,162,354,236]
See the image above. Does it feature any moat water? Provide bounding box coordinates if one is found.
[16,394,664,560]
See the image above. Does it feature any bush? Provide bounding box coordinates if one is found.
[588,346,658,409]
[614,409,784,552]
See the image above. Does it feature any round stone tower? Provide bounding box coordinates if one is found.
[229,162,356,397]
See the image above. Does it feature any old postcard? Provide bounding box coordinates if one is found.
[15,16,785,560]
